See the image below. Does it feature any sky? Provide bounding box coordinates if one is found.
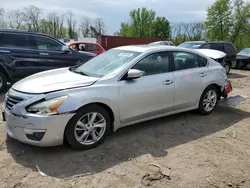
[1,0,220,34]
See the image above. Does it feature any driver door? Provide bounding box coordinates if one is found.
[33,35,77,73]
[118,51,174,124]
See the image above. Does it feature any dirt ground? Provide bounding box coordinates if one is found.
[0,69,250,188]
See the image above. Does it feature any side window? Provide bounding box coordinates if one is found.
[132,52,170,76]
[0,33,30,49]
[86,44,98,51]
[210,43,224,52]
[35,36,62,51]
[224,44,235,54]
[197,56,208,67]
[201,44,211,49]
[163,41,169,45]
[169,42,175,46]
[78,44,86,51]
[173,52,200,71]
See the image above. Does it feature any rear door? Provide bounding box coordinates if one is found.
[172,51,208,110]
[0,33,38,80]
[33,35,81,72]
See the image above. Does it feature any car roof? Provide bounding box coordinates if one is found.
[115,45,197,53]
[183,40,233,44]
[69,41,100,45]
[0,29,57,39]
[183,41,206,43]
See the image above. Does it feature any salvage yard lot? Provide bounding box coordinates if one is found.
[0,70,250,188]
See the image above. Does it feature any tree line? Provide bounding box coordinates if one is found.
[0,5,106,40]
[116,0,250,50]
[0,0,249,50]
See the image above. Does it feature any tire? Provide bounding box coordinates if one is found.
[65,104,111,150]
[236,61,245,69]
[0,72,7,93]
[223,62,231,75]
[198,86,219,115]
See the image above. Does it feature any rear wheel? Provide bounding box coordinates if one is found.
[236,61,245,69]
[198,86,219,115]
[0,72,7,93]
[65,104,111,150]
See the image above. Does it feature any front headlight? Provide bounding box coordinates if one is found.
[27,96,68,115]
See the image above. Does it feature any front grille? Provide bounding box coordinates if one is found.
[5,94,24,111]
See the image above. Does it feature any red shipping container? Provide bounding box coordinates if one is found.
[97,35,169,50]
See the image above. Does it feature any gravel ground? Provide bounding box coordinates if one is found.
[0,69,250,188]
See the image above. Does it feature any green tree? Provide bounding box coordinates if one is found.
[152,17,170,38]
[66,10,77,40]
[118,22,130,36]
[129,7,156,37]
[117,7,171,39]
[205,0,250,50]
[205,0,232,40]
[230,0,250,44]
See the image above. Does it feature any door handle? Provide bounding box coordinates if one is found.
[200,73,207,77]
[163,80,173,85]
[40,53,49,55]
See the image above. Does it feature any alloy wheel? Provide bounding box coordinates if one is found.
[203,90,217,112]
[74,112,106,145]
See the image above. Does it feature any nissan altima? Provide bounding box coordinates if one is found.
[2,45,232,150]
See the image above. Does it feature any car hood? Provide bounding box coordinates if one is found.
[195,49,226,59]
[237,53,249,59]
[12,68,99,94]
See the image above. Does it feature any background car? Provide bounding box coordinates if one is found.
[67,41,105,55]
[0,29,96,92]
[235,48,250,69]
[148,41,175,46]
[3,45,230,150]
[178,41,237,74]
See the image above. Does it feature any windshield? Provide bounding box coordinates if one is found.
[239,48,250,55]
[73,49,141,77]
[179,42,203,49]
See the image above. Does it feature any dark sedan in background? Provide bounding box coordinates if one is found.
[235,48,250,69]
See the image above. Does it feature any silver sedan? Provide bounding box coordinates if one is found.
[2,45,230,149]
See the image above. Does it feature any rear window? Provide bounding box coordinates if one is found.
[0,33,31,49]
[198,56,208,67]
[224,43,236,54]
[210,43,224,52]
[179,42,203,49]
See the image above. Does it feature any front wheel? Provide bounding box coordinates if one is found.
[65,104,111,150]
[0,72,7,93]
[198,86,219,115]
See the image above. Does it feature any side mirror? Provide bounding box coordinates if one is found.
[62,45,70,52]
[126,69,142,79]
